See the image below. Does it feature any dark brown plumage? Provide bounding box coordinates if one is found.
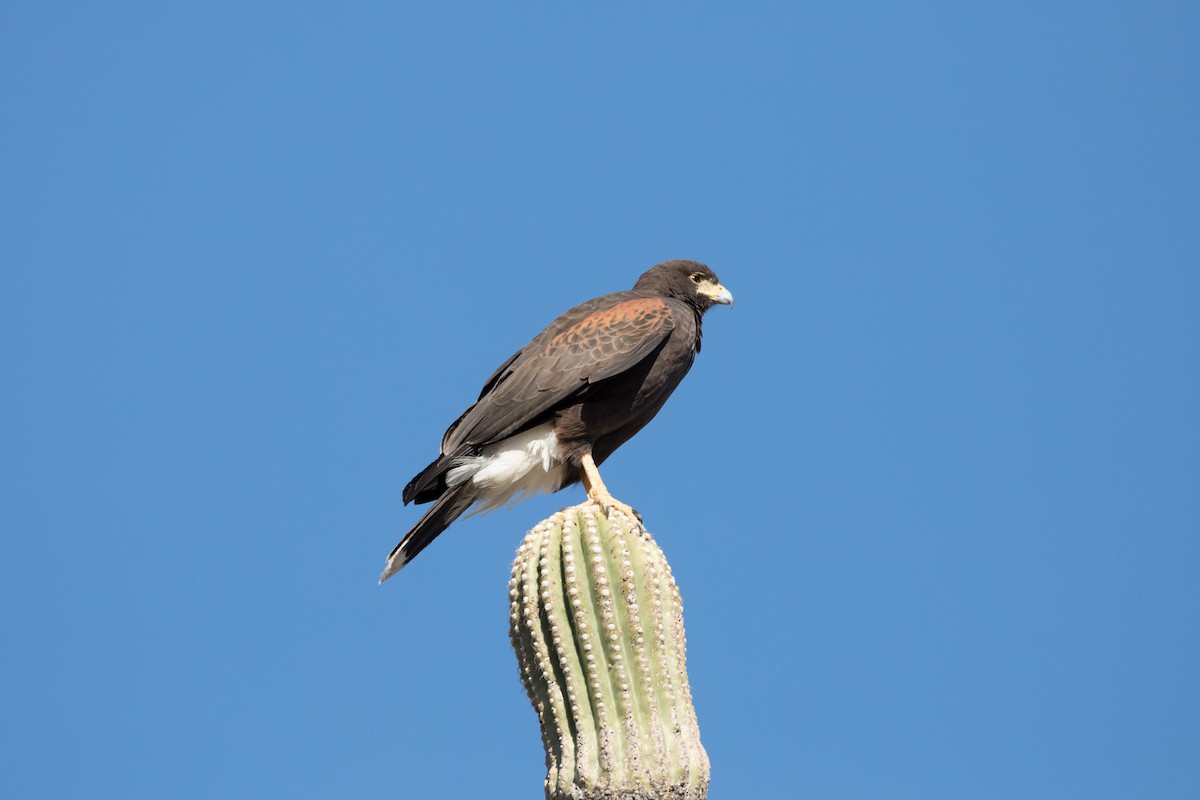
[380,259,732,582]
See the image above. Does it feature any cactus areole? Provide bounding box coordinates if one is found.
[510,505,709,800]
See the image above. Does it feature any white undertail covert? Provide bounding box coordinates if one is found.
[445,421,569,513]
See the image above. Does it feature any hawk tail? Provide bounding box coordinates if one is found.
[402,454,449,505]
[378,486,474,583]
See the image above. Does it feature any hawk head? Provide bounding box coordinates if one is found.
[634,260,734,311]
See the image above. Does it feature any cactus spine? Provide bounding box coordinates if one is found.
[509,505,709,800]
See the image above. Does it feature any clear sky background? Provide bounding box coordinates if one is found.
[3,3,1198,798]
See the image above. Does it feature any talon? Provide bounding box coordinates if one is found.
[589,495,641,523]
[613,503,643,524]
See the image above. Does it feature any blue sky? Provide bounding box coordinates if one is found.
[3,2,1198,797]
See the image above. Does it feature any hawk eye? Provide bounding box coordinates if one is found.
[690,273,704,283]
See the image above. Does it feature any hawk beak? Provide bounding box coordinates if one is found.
[700,282,734,307]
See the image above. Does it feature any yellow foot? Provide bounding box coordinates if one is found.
[576,451,643,524]
[588,493,642,524]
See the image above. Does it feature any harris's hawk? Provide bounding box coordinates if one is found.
[379,259,732,582]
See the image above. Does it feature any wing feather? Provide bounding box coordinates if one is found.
[441,296,675,453]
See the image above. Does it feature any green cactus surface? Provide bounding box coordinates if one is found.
[509,505,709,800]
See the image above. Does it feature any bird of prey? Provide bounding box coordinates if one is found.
[379,259,732,582]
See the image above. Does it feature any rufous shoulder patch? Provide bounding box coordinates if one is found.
[544,298,669,353]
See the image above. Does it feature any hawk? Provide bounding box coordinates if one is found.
[380,259,732,582]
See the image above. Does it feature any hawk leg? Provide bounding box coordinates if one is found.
[579,451,642,523]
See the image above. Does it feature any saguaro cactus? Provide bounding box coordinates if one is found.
[509,505,709,800]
